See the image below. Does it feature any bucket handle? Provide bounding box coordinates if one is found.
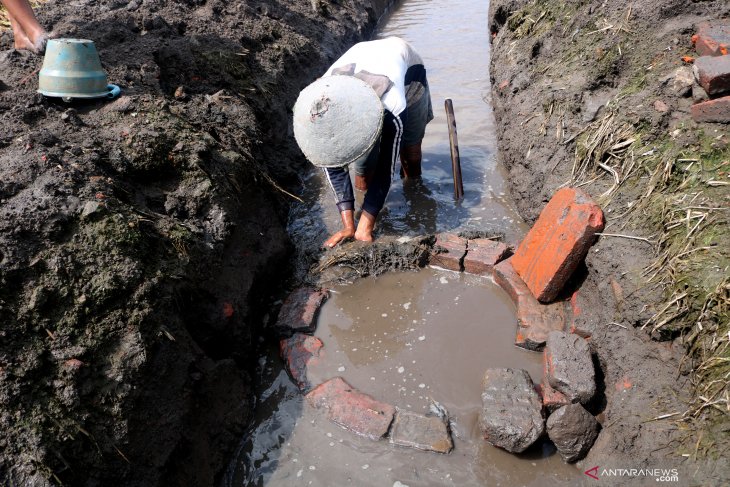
[107,84,121,99]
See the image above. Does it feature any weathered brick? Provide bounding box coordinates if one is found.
[463,238,510,276]
[494,259,566,351]
[273,287,328,336]
[389,410,453,453]
[544,331,595,405]
[280,333,324,392]
[478,368,544,453]
[693,55,730,96]
[546,404,599,462]
[429,233,467,271]
[567,280,608,339]
[515,299,566,351]
[511,187,604,303]
[306,377,395,440]
[493,258,530,304]
[694,20,730,57]
[691,96,730,124]
[536,380,570,413]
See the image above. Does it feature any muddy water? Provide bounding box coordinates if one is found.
[225,0,584,486]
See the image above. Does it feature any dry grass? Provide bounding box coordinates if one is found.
[567,96,729,454]
[568,108,641,204]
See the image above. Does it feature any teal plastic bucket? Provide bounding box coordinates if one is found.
[38,39,119,100]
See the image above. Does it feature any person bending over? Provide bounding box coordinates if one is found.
[293,37,433,248]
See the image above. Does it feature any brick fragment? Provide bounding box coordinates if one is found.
[478,368,544,453]
[693,55,730,96]
[429,233,467,271]
[511,187,604,303]
[694,20,730,57]
[280,333,324,392]
[691,96,730,124]
[537,380,570,413]
[306,377,395,440]
[463,238,510,276]
[389,410,453,453]
[494,259,566,351]
[546,404,600,462]
[274,287,328,336]
[544,331,595,405]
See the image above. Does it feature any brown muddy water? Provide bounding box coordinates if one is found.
[224,0,584,486]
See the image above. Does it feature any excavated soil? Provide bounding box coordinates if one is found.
[0,1,394,486]
[1,0,728,486]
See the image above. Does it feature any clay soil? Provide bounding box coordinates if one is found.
[0,0,728,486]
[0,1,393,486]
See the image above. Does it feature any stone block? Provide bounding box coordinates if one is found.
[511,187,604,303]
[389,410,453,453]
[494,259,566,351]
[693,55,730,96]
[691,96,730,124]
[429,233,467,271]
[567,281,607,339]
[544,331,595,405]
[546,404,600,462]
[478,368,544,453]
[694,20,730,57]
[463,238,510,276]
[280,333,324,392]
[306,377,395,440]
[668,66,695,97]
[274,287,328,336]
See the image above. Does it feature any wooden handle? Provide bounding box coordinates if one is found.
[445,98,464,199]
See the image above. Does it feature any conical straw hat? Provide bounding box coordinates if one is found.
[293,76,384,168]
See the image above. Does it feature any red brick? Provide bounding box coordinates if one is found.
[691,96,730,124]
[280,333,324,392]
[306,377,395,440]
[693,55,730,96]
[494,259,566,351]
[429,233,467,271]
[536,379,570,413]
[694,21,730,57]
[511,188,604,303]
[274,287,328,336]
[463,238,510,276]
[494,258,531,304]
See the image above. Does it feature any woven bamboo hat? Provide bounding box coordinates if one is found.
[293,76,383,168]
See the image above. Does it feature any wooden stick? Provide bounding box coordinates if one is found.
[444,98,464,199]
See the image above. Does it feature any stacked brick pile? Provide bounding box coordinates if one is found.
[690,21,730,123]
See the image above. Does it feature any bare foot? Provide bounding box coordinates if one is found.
[11,29,49,53]
[354,211,376,242]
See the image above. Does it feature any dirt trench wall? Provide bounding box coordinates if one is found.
[0,1,396,486]
[488,0,728,483]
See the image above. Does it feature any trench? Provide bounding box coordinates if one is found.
[224,0,584,485]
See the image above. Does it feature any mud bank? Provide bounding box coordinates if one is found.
[0,1,396,485]
[489,0,728,484]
